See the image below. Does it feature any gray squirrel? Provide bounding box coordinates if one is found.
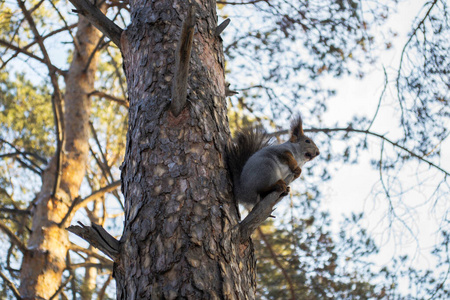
[225,115,320,205]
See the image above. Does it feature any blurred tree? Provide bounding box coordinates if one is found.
[0,0,126,298]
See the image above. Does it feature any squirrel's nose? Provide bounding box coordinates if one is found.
[315,150,320,157]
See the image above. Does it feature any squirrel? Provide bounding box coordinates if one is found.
[225,115,320,205]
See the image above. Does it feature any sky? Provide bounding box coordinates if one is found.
[321,0,449,290]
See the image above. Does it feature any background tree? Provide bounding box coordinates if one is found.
[0,0,448,298]
[0,0,126,298]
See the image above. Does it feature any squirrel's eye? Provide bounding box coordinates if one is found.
[305,139,311,143]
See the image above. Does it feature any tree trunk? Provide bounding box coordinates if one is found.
[116,0,256,298]
[18,15,103,299]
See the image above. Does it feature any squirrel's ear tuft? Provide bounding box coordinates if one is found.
[290,114,304,141]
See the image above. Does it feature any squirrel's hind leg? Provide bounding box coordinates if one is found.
[259,179,290,199]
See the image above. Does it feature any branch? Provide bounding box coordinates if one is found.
[97,273,113,300]
[215,18,230,36]
[239,174,295,243]
[0,39,65,76]
[60,180,121,226]
[68,262,113,269]
[48,0,81,54]
[69,0,123,48]
[271,126,450,177]
[396,0,438,133]
[1,23,75,71]
[0,220,27,253]
[88,90,129,107]
[69,243,113,264]
[67,222,119,261]
[89,123,124,209]
[0,207,31,215]
[170,5,196,117]
[0,152,42,174]
[49,274,73,300]
[307,127,450,177]
[217,0,268,5]
[18,0,65,197]
[0,269,22,299]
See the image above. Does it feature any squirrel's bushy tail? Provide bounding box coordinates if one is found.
[225,127,271,190]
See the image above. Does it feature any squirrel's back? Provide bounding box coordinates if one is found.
[225,127,271,196]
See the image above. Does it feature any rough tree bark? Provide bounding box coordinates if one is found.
[115,0,257,298]
[18,14,103,299]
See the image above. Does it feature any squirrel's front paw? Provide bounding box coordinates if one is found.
[274,179,289,196]
[293,166,302,179]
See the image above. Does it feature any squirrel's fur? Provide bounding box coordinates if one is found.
[225,115,320,205]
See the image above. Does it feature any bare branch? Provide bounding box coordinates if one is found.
[396,0,438,133]
[67,222,119,261]
[0,39,65,76]
[0,268,22,299]
[171,5,196,117]
[18,0,65,197]
[88,90,129,107]
[1,24,76,72]
[0,220,27,253]
[48,0,81,54]
[272,126,450,177]
[69,243,113,264]
[68,262,113,270]
[97,273,113,300]
[217,0,268,5]
[307,127,450,177]
[366,66,387,132]
[0,207,31,215]
[49,274,73,300]
[89,122,124,209]
[105,47,127,97]
[60,180,121,226]
[69,0,123,48]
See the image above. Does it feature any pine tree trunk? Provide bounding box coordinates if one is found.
[18,15,103,299]
[116,0,256,298]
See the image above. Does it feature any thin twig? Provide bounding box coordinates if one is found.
[0,221,27,253]
[396,0,438,135]
[307,127,450,177]
[367,66,388,132]
[0,39,65,76]
[48,0,81,54]
[18,0,65,197]
[1,24,76,71]
[0,269,22,299]
[59,180,121,226]
[89,122,124,209]
[49,274,73,300]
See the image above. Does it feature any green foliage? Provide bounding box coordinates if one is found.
[254,202,389,299]
[0,71,55,158]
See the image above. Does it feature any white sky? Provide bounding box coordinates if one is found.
[321,0,449,291]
